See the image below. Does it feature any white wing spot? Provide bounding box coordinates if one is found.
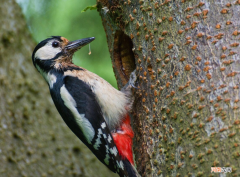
[108,134,112,143]
[60,85,95,144]
[101,122,106,129]
[104,154,110,165]
[105,145,110,165]
[117,160,124,170]
[93,128,103,150]
[110,146,118,156]
[103,134,107,139]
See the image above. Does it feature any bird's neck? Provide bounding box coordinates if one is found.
[35,58,57,73]
[35,59,84,88]
[34,59,63,88]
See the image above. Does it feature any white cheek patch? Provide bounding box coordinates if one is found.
[35,65,57,88]
[60,85,95,144]
[35,43,61,60]
[47,73,57,88]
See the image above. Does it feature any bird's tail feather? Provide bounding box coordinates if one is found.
[122,159,141,177]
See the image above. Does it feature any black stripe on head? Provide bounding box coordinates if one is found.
[35,52,64,72]
[32,36,63,64]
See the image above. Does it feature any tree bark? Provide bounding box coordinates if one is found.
[97,0,240,176]
[0,1,116,176]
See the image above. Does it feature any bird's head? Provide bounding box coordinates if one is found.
[32,36,95,72]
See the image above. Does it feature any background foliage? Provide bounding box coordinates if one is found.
[17,0,117,87]
[0,1,117,176]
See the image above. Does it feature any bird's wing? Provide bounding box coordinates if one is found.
[61,75,127,176]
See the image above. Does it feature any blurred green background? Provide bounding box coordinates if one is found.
[16,0,117,88]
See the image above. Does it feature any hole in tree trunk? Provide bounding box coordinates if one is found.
[113,31,136,86]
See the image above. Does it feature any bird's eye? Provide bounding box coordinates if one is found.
[52,42,59,48]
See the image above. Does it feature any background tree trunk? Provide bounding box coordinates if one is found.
[0,1,116,176]
[97,0,240,176]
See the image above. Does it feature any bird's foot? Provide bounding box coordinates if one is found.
[121,69,138,92]
[128,70,138,89]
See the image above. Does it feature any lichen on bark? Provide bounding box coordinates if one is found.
[97,0,240,176]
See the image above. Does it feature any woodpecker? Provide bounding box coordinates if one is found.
[32,36,139,177]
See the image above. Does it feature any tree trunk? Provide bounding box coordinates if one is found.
[0,1,116,176]
[97,0,240,176]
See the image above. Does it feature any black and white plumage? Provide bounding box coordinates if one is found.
[32,36,139,177]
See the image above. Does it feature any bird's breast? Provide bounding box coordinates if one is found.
[64,69,131,130]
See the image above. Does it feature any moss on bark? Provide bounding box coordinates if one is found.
[97,0,240,176]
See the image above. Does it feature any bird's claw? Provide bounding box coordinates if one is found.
[121,70,138,92]
[128,70,138,89]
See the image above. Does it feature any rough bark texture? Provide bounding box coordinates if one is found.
[0,1,117,176]
[97,0,240,176]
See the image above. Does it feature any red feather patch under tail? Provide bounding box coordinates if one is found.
[112,114,134,164]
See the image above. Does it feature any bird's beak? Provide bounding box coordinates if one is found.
[65,37,95,53]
